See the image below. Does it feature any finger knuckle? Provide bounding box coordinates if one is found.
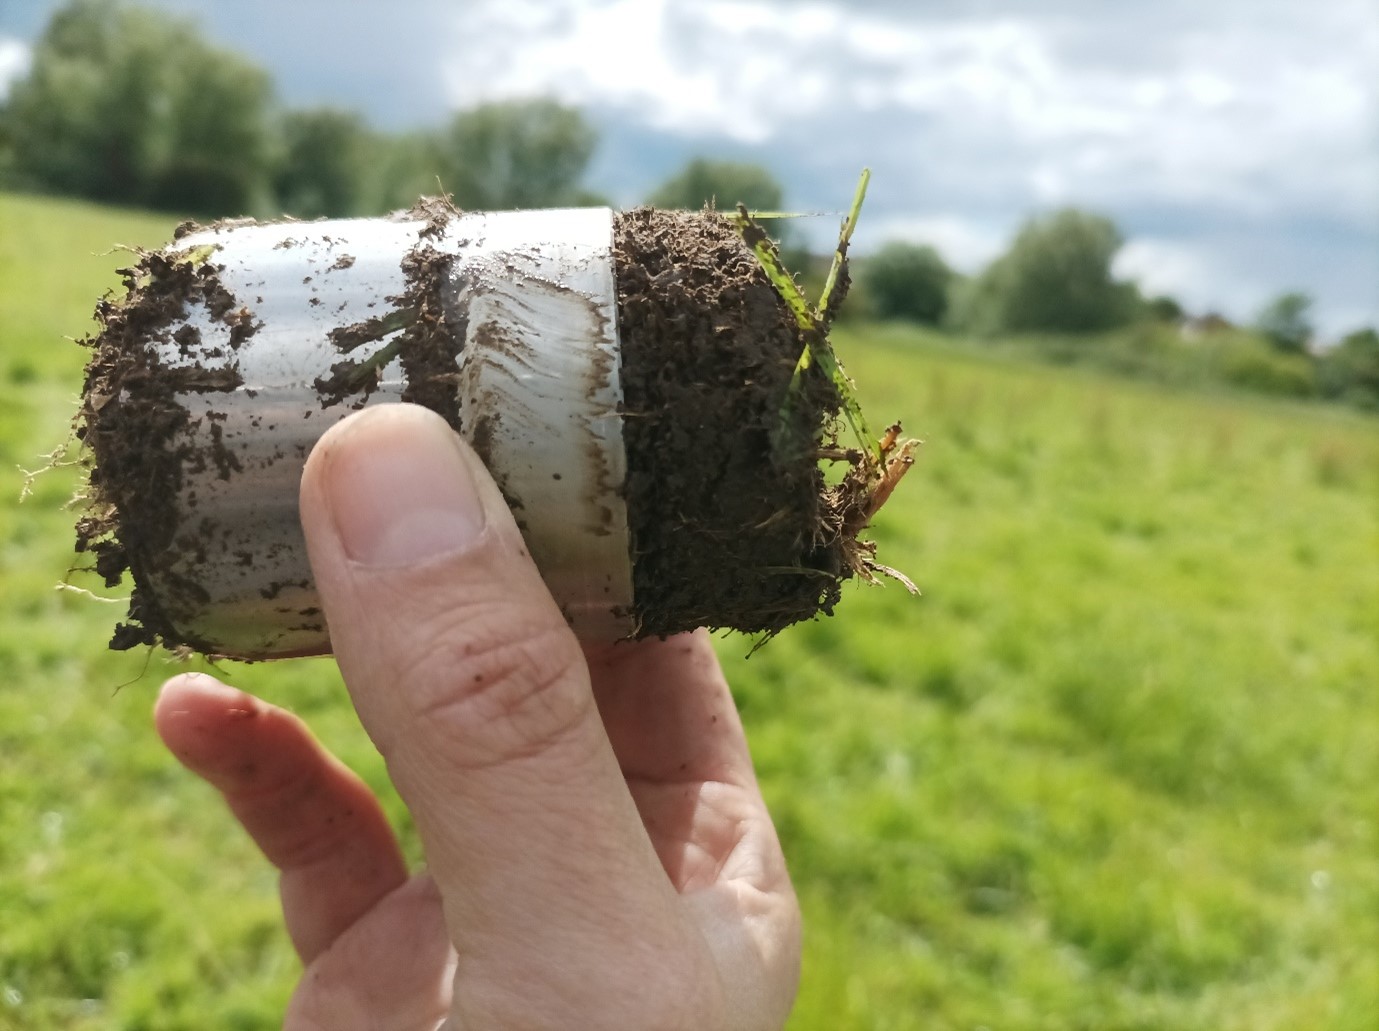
[396,603,591,769]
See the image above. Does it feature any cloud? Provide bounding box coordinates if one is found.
[864,213,1008,272]
[437,0,1376,221]
[440,0,843,143]
[431,0,1377,334]
[1116,237,1234,313]
[0,36,30,99]
[1116,226,1379,337]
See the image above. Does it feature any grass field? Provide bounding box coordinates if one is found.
[2,191,1377,1030]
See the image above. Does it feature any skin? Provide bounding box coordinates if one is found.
[153,403,802,1030]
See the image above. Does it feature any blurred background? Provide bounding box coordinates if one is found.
[1,1,1376,1028]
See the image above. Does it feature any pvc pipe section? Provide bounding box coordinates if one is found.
[150,208,635,658]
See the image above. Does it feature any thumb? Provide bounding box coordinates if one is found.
[298,405,688,993]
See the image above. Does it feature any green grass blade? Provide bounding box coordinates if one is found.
[818,168,870,324]
[802,328,876,463]
[734,205,815,332]
[735,183,880,467]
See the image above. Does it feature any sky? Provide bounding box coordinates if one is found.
[2,0,1376,338]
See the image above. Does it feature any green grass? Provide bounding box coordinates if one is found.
[2,192,1378,1029]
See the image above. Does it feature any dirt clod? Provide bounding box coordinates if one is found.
[614,208,850,637]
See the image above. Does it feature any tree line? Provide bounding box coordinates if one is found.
[0,1,600,217]
[3,0,1375,410]
[854,213,1378,409]
[0,0,793,223]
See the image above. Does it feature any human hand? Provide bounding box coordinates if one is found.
[154,404,802,1030]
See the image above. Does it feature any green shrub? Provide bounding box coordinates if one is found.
[431,98,598,211]
[272,108,374,219]
[2,0,275,215]
[1207,332,1318,397]
[647,157,792,246]
[647,157,785,213]
[1254,291,1314,354]
[1318,327,1379,409]
[963,208,1141,335]
[859,241,953,325]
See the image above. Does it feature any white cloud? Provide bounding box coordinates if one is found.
[441,0,855,143]
[1116,238,1231,313]
[863,213,1007,272]
[1116,233,1378,339]
[429,0,1377,333]
[439,0,1378,224]
[0,36,30,100]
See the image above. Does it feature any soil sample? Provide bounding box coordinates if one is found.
[74,202,911,659]
[615,208,846,637]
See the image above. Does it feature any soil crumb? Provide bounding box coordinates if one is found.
[614,208,850,637]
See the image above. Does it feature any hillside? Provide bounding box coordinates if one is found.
[2,192,1377,1029]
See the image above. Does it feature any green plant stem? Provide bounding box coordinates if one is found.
[818,168,870,325]
[735,170,880,467]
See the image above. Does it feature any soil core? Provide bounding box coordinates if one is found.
[613,208,849,636]
[75,206,886,655]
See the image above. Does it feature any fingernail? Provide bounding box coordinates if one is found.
[324,406,486,567]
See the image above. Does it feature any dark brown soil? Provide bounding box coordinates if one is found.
[75,251,254,651]
[313,211,464,423]
[614,208,850,637]
[394,246,464,428]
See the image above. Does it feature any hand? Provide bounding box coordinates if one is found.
[154,404,802,1030]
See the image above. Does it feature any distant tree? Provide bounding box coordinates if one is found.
[1146,294,1185,323]
[648,157,790,244]
[1,0,274,214]
[1212,333,1317,398]
[0,99,15,186]
[147,48,275,213]
[273,108,372,218]
[432,99,597,210]
[647,158,784,213]
[944,270,1002,336]
[1254,291,1314,354]
[860,241,954,325]
[969,208,1139,334]
[364,130,446,213]
[1318,326,1379,407]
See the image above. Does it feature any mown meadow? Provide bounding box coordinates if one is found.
[1,192,1377,1030]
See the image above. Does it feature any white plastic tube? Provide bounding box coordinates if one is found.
[144,208,635,657]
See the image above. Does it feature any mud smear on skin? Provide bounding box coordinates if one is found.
[613,208,850,637]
